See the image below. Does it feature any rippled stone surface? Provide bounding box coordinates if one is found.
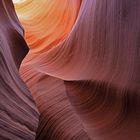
[0,1,39,140]
[1,0,140,139]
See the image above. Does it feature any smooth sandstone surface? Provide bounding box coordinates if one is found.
[0,1,39,140]
[1,0,140,140]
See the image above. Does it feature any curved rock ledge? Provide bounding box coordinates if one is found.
[1,0,140,140]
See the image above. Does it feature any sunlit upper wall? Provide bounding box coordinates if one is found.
[12,0,21,3]
[13,0,81,53]
[12,0,28,4]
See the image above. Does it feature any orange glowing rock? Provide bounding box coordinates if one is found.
[14,0,81,53]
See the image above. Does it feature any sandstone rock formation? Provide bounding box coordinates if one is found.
[0,1,39,140]
[1,0,140,139]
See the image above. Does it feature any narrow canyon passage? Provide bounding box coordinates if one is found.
[0,0,140,140]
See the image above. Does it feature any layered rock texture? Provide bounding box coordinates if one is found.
[0,0,140,140]
[0,1,39,140]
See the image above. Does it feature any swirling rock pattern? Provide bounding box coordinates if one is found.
[0,1,39,140]
[20,66,90,140]
[1,0,140,140]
